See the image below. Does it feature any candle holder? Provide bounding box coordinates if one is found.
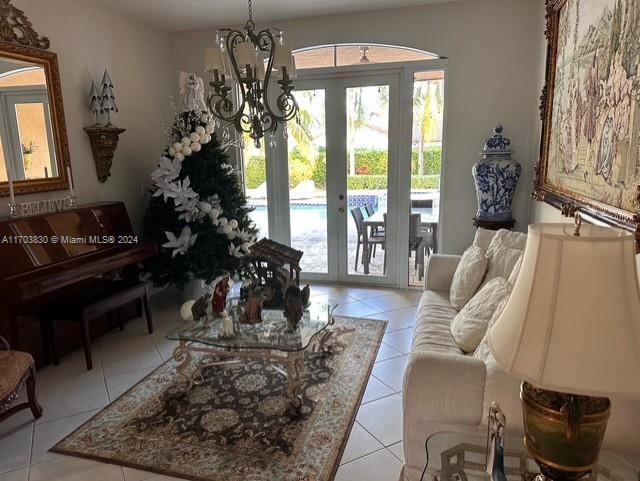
[8,202,19,218]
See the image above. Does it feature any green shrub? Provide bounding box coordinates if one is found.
[347,174,440,190]
[245,155,266,189]
[411,175,440,190]
[312,153,327,188]
[411,146,442,175]
[288,150,315,188]
[347,175,388,190]
[354,148,388,175]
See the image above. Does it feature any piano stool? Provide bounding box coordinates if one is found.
[44,280,154,370]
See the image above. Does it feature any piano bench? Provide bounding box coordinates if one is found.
[44,280,153,371]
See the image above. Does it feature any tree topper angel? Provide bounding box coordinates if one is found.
[179,72,208,113]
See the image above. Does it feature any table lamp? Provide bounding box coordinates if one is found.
[488,220,640,480]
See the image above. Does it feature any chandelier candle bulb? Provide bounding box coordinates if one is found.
[204,47,224,72]
[235,41,258,68]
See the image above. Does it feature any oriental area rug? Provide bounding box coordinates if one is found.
[51,316,387,481]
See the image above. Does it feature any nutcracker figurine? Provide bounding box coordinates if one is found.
[211,272,231,317]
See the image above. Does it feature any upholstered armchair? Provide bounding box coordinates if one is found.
[0,335,42,422]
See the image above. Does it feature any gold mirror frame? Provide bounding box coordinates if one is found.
[535,0,640,252]
[0,0,71,197]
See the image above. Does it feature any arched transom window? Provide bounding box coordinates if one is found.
[293,43,439,70]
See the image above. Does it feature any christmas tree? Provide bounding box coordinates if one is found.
[143,74,257,289]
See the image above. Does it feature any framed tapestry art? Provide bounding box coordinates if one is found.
[536,0,640,250]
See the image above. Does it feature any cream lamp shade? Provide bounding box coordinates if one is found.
[488,223,640,398]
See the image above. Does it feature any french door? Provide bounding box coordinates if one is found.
[259,73,400,286]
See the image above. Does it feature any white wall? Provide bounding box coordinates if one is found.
[170,0,544,254]
[1,0,174,229]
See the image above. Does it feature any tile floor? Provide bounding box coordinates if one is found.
[0,284,423,481]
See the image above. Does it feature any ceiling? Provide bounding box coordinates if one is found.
[98,0,459,33]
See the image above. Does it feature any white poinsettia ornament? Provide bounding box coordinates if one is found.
[163,226,198,258]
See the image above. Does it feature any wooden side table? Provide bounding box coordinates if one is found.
[472,217,515,231]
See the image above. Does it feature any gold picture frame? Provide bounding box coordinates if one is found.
[535,0,640,251]
[0,0,72,197]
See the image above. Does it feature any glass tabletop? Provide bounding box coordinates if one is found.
[166,299,337,353]
[423,431,638,481]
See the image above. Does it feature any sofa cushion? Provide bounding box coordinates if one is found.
[473,227,497,251]
[482,238,523,286]
[451,277,510,353]
[449,246,488,310]
[491,228,527,251]
[414,290,463,355]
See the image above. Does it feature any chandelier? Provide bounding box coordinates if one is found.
[204,0,299,148]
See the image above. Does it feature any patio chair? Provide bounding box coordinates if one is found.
[0,335,42,423]
[409,213,435,280]
[351,207,385,272]
[364,203,384,256]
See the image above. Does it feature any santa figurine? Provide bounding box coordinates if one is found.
[211,272,231,317]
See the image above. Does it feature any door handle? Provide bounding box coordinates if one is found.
[338,194,345,200]
[338,207,345,213]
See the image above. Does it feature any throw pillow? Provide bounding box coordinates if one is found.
[473,228,497,251]
[482,236,523,286]
[449,246,488,310]
[491,229,527,251]
[450,277,510,353]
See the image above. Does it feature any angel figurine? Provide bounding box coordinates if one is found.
[178,71,208,113]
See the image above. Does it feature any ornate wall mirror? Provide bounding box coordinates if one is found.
[0,0,71,198]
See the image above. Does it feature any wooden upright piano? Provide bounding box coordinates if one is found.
[0,202,157,366]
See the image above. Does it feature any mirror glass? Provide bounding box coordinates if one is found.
[0,56,57,183]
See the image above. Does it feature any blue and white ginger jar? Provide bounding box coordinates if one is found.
[472,125,521,222]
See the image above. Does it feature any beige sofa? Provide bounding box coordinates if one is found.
[400,229,640,481]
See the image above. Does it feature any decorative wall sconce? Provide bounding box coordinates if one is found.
[84,70,125,182]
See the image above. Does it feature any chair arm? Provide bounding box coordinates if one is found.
[0,335,9,350]
[424,254,461,292]
[403,351,486,426]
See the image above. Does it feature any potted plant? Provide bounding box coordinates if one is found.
[21,141,38,171]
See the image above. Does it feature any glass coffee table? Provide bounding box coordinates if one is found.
[422,431,638,481]
[166,299,337,413]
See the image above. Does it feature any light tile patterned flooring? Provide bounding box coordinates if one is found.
[0,284,422,481]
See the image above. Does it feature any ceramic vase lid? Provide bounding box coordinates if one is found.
[481,124,512,155]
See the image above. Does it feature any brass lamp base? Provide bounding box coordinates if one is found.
[520,381,611,481]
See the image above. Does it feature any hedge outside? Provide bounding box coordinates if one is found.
[347,174,440,190]
[244,146,441,189]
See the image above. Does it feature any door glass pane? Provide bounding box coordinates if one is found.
[409,71,444,286]
[346,85,389,277]
[14,102,55,179]
[288,89,327,274]
[242,141,269,239]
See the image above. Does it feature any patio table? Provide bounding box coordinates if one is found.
[362,211,438,275]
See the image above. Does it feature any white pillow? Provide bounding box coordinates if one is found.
[450,277,510,353]
[482,237,523,286]
[492,229,527,251]
[473,228,497,251]
[449,246,488,310]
